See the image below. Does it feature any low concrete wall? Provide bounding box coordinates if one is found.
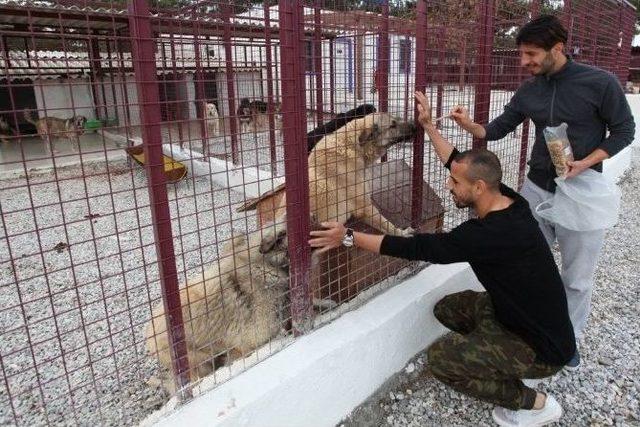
[142,263,481,427]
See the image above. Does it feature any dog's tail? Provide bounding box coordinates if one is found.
[23,110,37,126]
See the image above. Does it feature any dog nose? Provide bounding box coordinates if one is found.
[409,122,417,135]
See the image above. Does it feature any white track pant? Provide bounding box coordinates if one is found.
[520,178,605,339]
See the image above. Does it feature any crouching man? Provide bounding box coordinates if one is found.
[309,92,576,427]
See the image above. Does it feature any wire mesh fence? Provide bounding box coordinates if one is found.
[0,0,635,424]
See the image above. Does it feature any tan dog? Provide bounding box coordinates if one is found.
[24,110,87,154]
[205,102,219,136]
[146,222,292,392]
[276,112,416,236]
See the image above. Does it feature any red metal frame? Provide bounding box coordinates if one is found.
[128,0,191,398]
[472,0,495,150]
[279,0,312,334]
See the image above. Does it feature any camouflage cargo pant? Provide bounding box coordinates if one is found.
[427,290,562,410]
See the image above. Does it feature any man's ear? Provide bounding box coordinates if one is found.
[474,179,488,195]
[358,123,380,146]
[551,41,564,55]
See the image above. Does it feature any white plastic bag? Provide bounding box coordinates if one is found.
[535,169,620,231]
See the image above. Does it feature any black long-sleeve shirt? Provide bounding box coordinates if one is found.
[380,150,576,365]
[484,58,635,192]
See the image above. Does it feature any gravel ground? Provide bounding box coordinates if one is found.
[342,147,640,427]
[0,158,257,426]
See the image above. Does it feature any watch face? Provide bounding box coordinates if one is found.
[342,229,354,247]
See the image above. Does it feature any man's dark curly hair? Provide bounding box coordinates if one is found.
[516,15,568,50]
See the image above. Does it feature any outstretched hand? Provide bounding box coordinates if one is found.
[414,91,433,128]
[308,222,346,254]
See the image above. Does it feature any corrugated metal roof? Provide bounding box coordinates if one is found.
[0,48,264,81]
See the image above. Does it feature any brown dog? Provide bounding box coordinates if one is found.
[237,98,274,133]
[145,221,292,392]
[24,110,87,154]
[276,112,416,236]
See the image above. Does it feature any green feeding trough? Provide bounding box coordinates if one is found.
[84,119,102,131]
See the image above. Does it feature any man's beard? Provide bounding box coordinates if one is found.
[537,52,556,75]
[451,190,471,209]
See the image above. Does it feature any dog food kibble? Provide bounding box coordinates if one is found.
[547,139,570,176]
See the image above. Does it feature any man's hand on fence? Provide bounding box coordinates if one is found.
[309,222,346,254]
[414,91,433,128]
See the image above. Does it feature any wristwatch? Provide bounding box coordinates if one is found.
[342,227,354,247]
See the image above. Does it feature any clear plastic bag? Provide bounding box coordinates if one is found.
[535,169,621,231]
[543,123,573,177]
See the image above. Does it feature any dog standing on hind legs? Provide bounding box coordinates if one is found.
[24,110,87,155]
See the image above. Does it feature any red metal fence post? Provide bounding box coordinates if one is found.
[561,0,571,49]
[128,0,191,398]
[193,33,209,155]
[412,0,428,227]
[313,0,324,125]
[473,0,495,150]
[517,0,540,190]
[264,1,278,174]
[377,0,390,114]
[279,1,312,334]
[329,38,335,115]
[436,30,445,130]
[222,2,239,164]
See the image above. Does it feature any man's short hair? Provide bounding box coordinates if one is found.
[516,15,568,50]
[454,148,502,190]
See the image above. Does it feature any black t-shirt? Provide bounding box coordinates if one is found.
[380,149,576,365]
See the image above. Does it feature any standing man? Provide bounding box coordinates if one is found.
[449,14,635,368]
[310,92,576,426]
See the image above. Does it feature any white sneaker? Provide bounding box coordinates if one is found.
[492,394,562,426]
[521,378,542,388]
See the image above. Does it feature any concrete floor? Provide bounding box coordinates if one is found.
[0,131,126,177]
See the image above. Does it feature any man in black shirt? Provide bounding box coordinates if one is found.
[309,92,576,427]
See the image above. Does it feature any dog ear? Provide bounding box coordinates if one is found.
[358,123,380,146]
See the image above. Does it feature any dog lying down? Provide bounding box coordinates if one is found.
[146,221,299,392]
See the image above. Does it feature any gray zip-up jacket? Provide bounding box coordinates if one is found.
[484,58,635,192]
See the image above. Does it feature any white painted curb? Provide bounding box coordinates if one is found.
[144,263,481,427]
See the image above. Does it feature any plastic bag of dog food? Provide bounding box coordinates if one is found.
[543,122,573,178]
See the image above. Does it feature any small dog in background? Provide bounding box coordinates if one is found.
[237,98,269,133]
[0,116,17,144]
[204,102,219,136]
[24,110,87,154]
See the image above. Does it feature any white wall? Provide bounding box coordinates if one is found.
[216,70,263,116]
[34,78,95,120]
[93,75,141,127]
